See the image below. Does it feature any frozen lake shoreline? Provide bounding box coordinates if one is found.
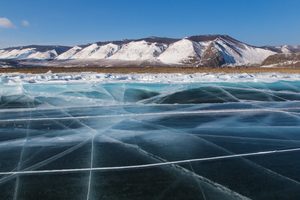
[2,72,300,84]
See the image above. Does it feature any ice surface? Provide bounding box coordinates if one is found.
[2,72,300,84]
[0,76,300,199]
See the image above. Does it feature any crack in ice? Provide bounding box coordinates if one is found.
[1,107,300,122]
[0,147,299,175]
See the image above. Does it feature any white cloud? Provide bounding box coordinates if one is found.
[21,20,30,27]
[0,17,15,28]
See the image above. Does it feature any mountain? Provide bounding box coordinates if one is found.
[0,35,299,67]
[262,53,300,67]
[0,45,70,60]
[263,45,300,54]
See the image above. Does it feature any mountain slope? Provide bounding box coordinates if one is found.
[109,40,166,61]
[0,45,70,60]
[88,43,119,59]
[0,35,298,67]
[56,46,82,60]
[211,37,276,65]
[158,39,204,64]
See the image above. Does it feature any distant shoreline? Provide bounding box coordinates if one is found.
[1,66,300,74]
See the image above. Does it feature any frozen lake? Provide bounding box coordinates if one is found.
[1,78,300,199]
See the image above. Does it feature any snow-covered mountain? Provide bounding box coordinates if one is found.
[56,46,82,60]
[0,45,70,60]
[263,45,300,54]
[109,40,166,61]
[1,35,299,67]
[158,39,206,64]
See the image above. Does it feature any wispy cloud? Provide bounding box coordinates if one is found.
[21,20,30,27]
[0,17,15,29]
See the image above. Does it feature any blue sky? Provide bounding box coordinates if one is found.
[0,0,299,48]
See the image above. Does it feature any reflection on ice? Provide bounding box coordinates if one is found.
[1,79,300,199]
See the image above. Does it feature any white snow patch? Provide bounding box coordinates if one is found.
[281,45,292,54]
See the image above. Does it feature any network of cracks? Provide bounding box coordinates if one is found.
[1,81,300,200]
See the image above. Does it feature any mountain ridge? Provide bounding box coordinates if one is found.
[1,35,300,67]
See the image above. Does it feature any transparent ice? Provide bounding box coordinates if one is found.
[1,80,300,200]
